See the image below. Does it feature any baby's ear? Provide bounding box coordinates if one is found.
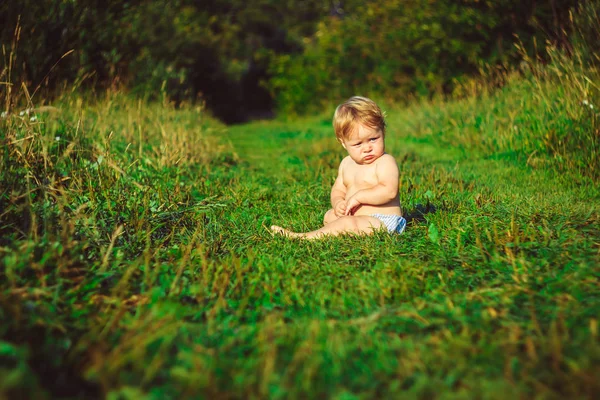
[338,139,346,149]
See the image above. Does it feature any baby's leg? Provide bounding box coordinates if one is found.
[271,215,385,239]
[323,209,338,225]
[270,225,303,238]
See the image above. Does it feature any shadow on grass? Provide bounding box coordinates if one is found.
[404,202,437,224]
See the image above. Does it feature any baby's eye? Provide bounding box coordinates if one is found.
[369,138,378,142]
[353,143,361,147]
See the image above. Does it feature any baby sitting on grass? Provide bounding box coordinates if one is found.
[271,96,406,239]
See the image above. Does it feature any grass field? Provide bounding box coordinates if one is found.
[1,63,600,398]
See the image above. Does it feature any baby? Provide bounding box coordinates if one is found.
[271,96,406,239]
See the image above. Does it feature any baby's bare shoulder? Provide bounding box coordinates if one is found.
[377,153,398,166]
[380,153,397,161]
[339,155,353,169]
[375,154,399,176]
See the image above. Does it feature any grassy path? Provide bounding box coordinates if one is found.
[2,90,599,398]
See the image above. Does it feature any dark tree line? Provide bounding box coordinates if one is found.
[0,0,585,122]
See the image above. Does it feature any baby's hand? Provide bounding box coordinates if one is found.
[344,196,361,216]
[334,200,347,217]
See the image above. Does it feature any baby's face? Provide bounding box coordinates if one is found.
[341,123,385,165]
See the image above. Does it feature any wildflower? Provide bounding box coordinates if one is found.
[583,99,589,105]
[55,136,60,141]
[19,111,25,116]
[0,111,7,119]
[590,104,595,110]
[30,116,37,122]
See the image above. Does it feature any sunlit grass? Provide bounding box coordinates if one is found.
[2,35,600,400]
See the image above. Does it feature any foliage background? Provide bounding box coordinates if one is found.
[0,0,584,121]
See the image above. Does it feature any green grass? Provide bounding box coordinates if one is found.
[1,67,600,399]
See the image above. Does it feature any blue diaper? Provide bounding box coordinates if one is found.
[371,214,407,234]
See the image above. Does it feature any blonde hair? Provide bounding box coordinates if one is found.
[333,96,386,143]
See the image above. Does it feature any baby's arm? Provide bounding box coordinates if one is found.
[345,155,399,215]
[330,162,347,216]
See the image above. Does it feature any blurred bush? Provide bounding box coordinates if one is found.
[267,0,582,114]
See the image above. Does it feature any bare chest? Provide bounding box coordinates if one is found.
[343,163,379,189]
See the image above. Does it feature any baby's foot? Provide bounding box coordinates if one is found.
[270,225,302,238]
